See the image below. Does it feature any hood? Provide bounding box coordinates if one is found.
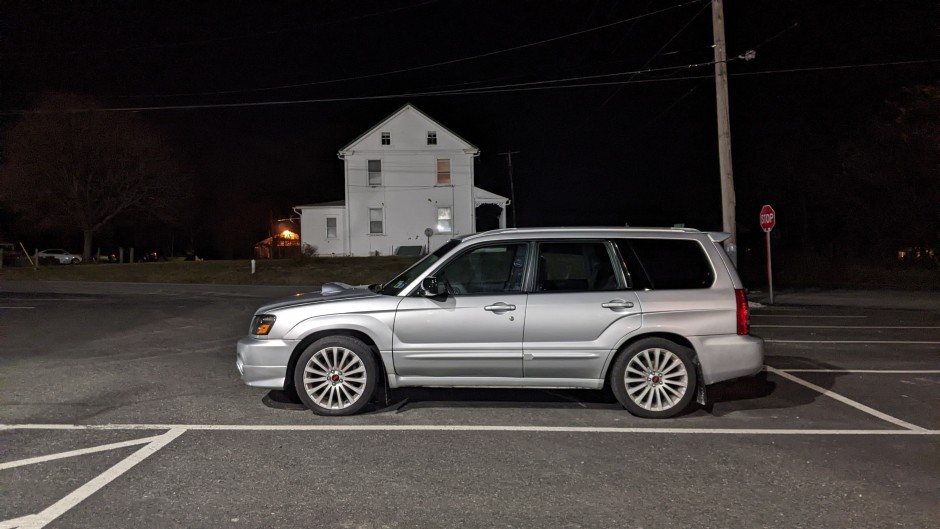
[255,282,379,313]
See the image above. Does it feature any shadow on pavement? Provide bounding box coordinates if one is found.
[265,358,845,416]
[705,357,844,416]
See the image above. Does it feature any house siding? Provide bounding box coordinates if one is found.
[298,104,506,257]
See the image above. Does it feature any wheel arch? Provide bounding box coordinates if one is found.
[284,329,387,397]
[602,332,703,398]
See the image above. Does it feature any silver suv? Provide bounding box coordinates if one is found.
[237,228,763,418]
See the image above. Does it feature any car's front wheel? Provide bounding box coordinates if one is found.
[293,336,377,416]
[70,258,80,264]
[611,338,697,418]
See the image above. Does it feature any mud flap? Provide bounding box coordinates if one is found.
[694,361,707,406]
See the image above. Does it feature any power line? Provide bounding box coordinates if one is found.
[730,58,940,77]
[0,0,443,57]
[111,0,704,99]
[572,0,713,131]
[3,58,936,115]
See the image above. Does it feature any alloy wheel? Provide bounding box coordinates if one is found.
[301,346,368,410]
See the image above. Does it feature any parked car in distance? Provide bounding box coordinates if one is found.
[1,243,25,266]
[38,248,82,264]
[237,227,764,418]
[139,251,165,262]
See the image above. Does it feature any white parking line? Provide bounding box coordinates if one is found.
[779,369,940,374]
[0,428,186,529]
[0,435,164,470]
[754,325,940,329]
[0,423,937,435]
[766,340,940,345]
[752,314,867,318]
[765,366,928,431]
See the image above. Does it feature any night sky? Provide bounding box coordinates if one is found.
[1,0,937,263]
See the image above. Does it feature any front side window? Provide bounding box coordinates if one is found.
[436,243,529,295]
[369,208,384,234]
[535,242,619,292]
[436,207,452,233]
[368,160,382,185]
[437,159,451,185]
[427,131,437,145]
[380,239,462,296]
[381,132,390,145]
[326,217,337,238]
[617,239,714,289]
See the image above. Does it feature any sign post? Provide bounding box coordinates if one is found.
[759,205,776,304]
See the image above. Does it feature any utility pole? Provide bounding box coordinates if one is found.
[712,0,737,262]
[498,150,520,228]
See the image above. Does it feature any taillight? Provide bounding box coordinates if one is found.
[735,289,749,335]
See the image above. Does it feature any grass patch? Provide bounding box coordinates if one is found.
[0,257,421,286]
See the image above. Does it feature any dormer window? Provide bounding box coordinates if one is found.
[381,132,390,145]
[427,131,437,145]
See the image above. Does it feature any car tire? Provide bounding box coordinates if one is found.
[70,258,80,264]
[610,338,697,419]
[293,336,377,416]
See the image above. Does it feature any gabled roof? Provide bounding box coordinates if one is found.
[473,186,509,206]
[294,200,346,208]
[339,103,478,153]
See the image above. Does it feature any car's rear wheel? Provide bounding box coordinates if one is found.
[293,336,377,416]
[611,338,697,418]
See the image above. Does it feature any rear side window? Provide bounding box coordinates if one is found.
[617,239,714,290]
[535,242,620,292]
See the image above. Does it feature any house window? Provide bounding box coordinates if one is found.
[369,208,384,234]
[368,160,382,185]
[326,217,337,239]
[437,207,452,233]
[381,132,390,145]
[427,131,437,145]
[437,159,451,185]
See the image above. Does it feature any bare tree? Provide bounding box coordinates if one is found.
[0,93,190,260]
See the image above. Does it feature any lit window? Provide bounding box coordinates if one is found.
[369,208,384,234]
[326,217,337,239]
[437,159,451,185]
[368,160,382,185]
[437,207,452,233]
[427,131,437,145]
[381,132,390,145]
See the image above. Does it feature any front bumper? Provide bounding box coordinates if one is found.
[236,336,299,389]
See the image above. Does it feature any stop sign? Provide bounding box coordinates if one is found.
[760,205,776,232]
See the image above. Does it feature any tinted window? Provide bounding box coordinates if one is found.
[617,239,714,290]
[437,243,528,295]
[535,242,619,292]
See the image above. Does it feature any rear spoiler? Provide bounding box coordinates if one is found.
[707,232,731,243]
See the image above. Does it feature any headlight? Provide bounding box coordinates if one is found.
[250,315,276,336]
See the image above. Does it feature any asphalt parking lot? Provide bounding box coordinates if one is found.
[1,282,938,528]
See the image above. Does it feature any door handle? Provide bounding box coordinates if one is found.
[484,303,516,312]
[601,299,634,309]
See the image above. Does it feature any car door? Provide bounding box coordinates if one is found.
[392,242,529,378]
[523,240,641,380]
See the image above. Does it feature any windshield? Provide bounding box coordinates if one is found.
[379,239,462,296]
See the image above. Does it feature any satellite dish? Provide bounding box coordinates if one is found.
[424,228,434,237]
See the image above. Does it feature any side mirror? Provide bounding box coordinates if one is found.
[421,276,444,297]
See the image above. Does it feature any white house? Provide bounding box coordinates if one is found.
[295,104,509,256]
